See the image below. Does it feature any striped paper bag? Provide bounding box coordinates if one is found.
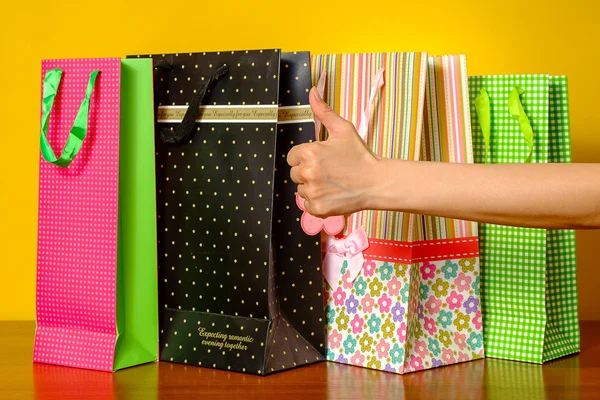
[312,53,483,374]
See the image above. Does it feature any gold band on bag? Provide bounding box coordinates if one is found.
[277,105,314,123]
[157,105,279,123]
[157,104,314,124]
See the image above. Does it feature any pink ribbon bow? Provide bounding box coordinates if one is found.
[323,227,369,290]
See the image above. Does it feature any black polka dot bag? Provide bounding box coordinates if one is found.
[127,50,326,375]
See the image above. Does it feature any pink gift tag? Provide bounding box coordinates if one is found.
[296,194,345,236]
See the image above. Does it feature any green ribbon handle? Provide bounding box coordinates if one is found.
[40,68,100,167]
[508,86,534,163]
[474,89,491,164]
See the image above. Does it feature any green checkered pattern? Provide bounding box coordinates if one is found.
[544,76,580,361]
[469,75,580,363]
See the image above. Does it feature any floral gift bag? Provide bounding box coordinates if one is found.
[311,53,484,373]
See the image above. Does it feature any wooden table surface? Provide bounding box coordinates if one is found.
[1,321,598,399]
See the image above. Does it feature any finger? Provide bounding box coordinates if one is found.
[287,143,309,167]
[309,87,350,134]
[302,196,322,218]
[296,184,307,199]
[289,166,305,184]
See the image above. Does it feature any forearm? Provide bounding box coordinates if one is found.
[370,160,600,229]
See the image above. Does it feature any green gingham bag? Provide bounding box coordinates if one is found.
[468,75,579,363]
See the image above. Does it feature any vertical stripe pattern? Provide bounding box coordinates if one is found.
[311,52,427,241]
[418,55,477,241]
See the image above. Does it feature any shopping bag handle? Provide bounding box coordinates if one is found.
[153,60,228,144]
[357,68,385,142]
[475,86,534,164]
[508,87,534,163]
[346,68,384,235]
[474,89,491,164]
[39,69,100,168]
[313,70,327,141]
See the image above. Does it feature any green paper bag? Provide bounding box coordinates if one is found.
[468,75,579,363]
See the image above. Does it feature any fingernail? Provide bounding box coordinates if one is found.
[312,86,322,101]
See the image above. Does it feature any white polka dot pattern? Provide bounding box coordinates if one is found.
[34,58,121,372]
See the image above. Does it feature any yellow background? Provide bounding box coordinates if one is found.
[1,0,599,320]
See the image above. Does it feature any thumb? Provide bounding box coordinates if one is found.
[310,87,349,134]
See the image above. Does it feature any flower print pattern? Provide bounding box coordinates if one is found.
[343,335,357,354]
[472,275,480,296]
[409,355,424,371]
[335,310,350,331]
[439,330,452,347]
[378,293,392,313]
[367,356,382,370]
[329,330,343,349]
[359,333,373,353]
[361,294,374,314]
[425,296,442,315]
[336,354,349,364]
[325,305,336,324]
[362,260,376,277]
[376,338,390,359]
[453,312,470,332]
[423,317,437,336]
[354,276,368,296]
[381,318,395,339]
[368,279,384,297]
[463,295,479,314]
[350,314,364,334]
[400,283,410,303]
[345,294,359,314]
[340,260,349,275]
[342,269,354,289]
[397,321,407,342]
[427,338,441,357]
[441,260,459,279]
[387,276,402,296]
[325,256,482,374]
[454,331,467,351]
[419,283,429,301]
[391,302,406,322]
[455,272,472,292]
[414,340,428,359]
[473,311,483,330]
[332,286,346,306]
[390,343,405,364]
[420,261,436,280]
[437,310,453,328]
[467,332,483,350]
[459,258,476,273]
[367,314,382,334]
[442,348,456,364]
[446,290,464,311]
[384,364,396,373]
[350,351,365,367]
[431,278,449,297]
[395,263,409,277]
[326,348,336,361]
[379,262,393,281]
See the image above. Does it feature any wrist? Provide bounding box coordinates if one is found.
[365,158,413,212]
[363,157,392,211]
